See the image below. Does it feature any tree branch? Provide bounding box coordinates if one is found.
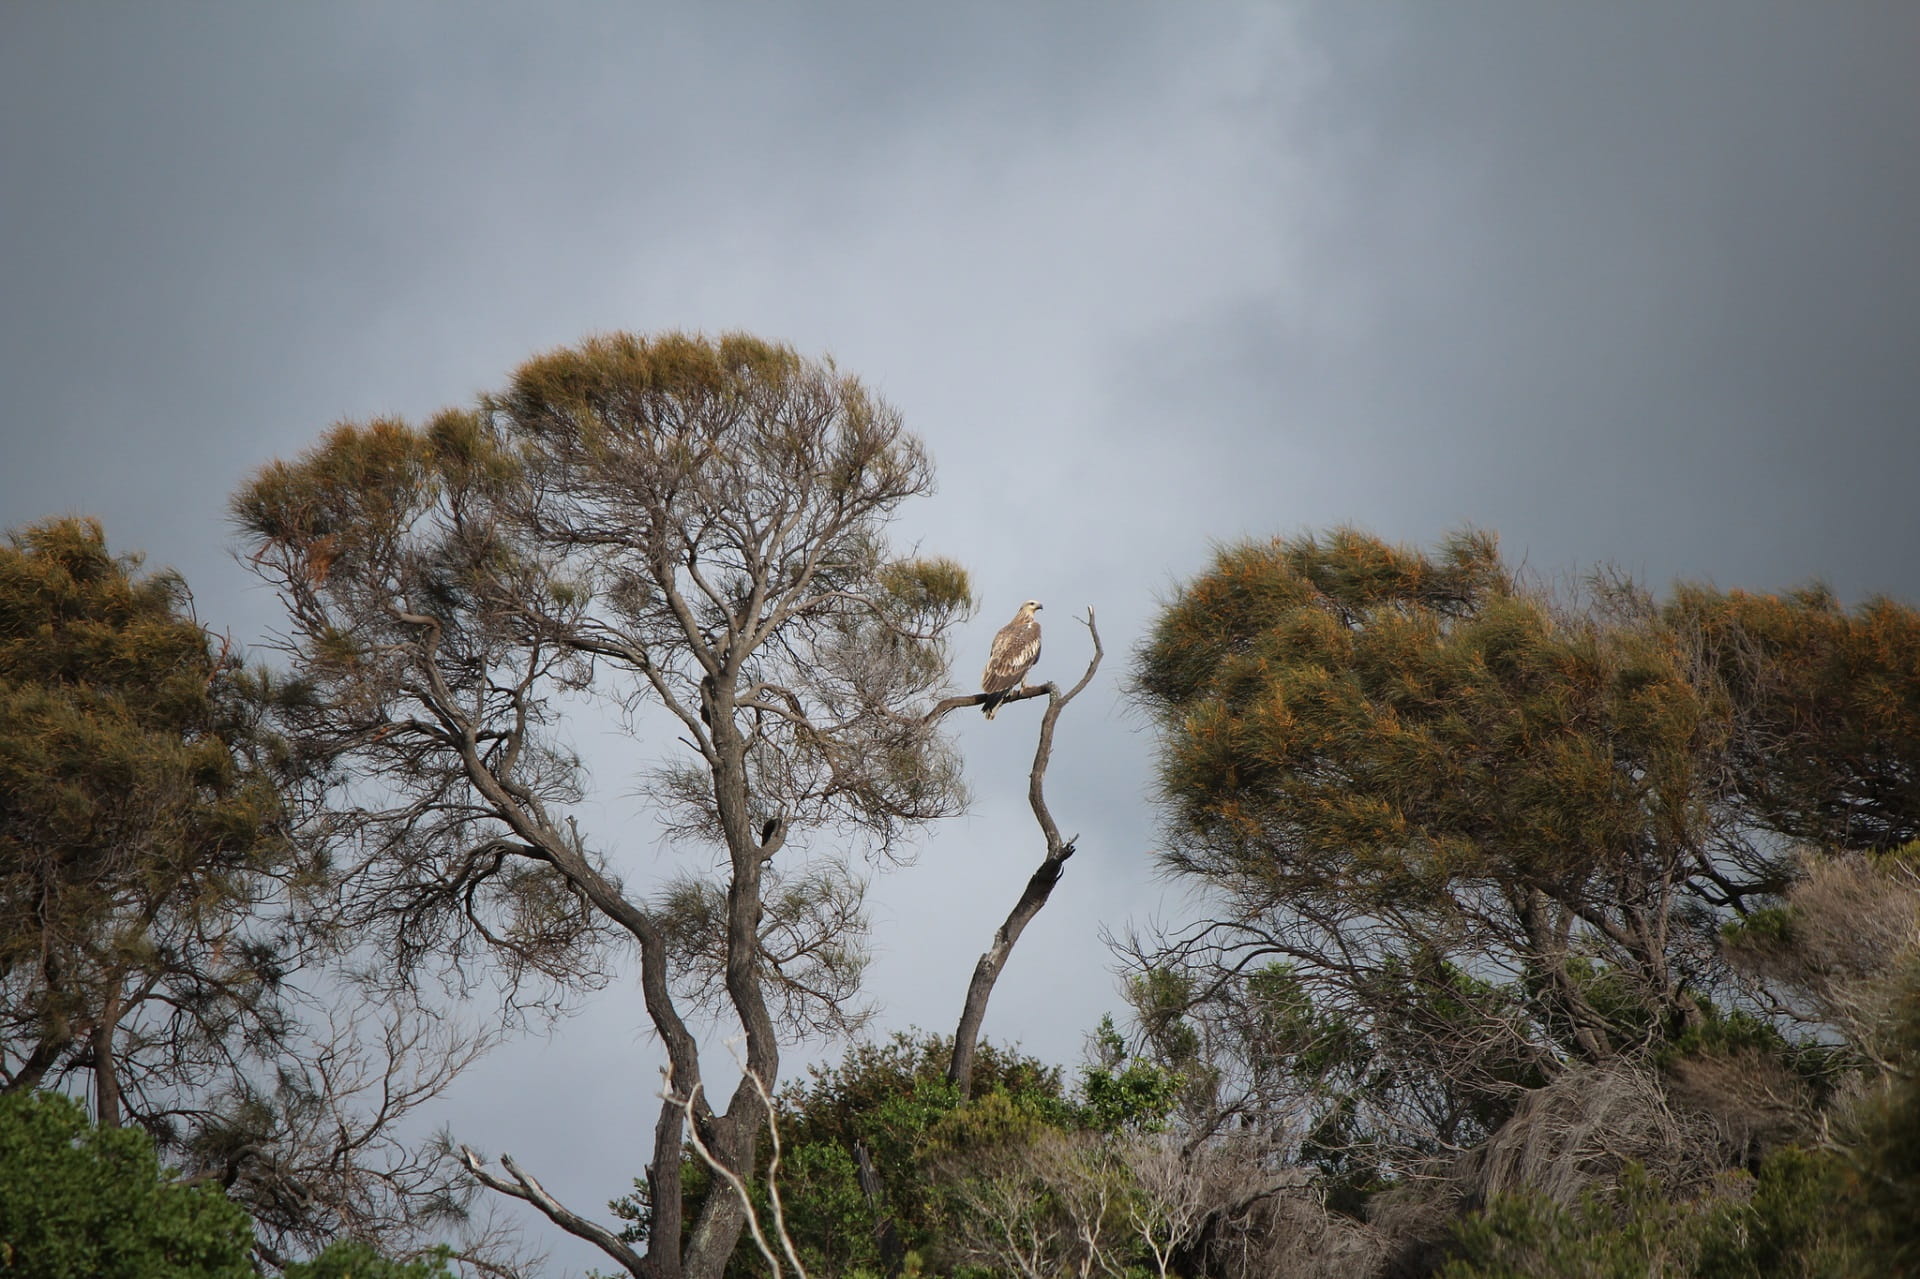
[460,1146,648,1277]
[920,684,1051,726]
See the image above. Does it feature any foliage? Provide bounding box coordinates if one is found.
[926,1105,1277,1279]
[1835,953,1920,1274]
[0,1089,255,1279]
[280,1241,455,1279]
[1130,528,1920,1176]
[1128,953,1388,1222]
[615,1033,1068,1276]
[0,519,491,1264]
[610,1029,1186,1278]
[1719,849,1920,1068]
[1437,802,1920,1279]
[1139,529,1713,1057]
[1079,1015,1183,1136]
[1670,584,1920,852]
[1443,1151,1871,1279]
[1444,1164,1689,1279]
[0,517,296,1116]
[0,1088,459,1279]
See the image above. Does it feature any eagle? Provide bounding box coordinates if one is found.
[981,600,1043,719]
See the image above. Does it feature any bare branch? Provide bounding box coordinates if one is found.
[920,683,1051,726]
[460,1145,648,1276]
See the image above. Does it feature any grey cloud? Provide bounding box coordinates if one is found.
[1126,4,1920,596]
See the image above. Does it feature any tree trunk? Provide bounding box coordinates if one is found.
[682,1179,749,1279]
[949,854,1071,1097]
[92,986,124,1128]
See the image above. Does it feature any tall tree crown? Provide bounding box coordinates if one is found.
[233,332,971,867]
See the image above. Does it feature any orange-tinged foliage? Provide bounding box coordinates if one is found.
[1141,529,1708,900]
[1,519,293,1115]
[1670,582,1920,850]
[1137,526,1920,1088]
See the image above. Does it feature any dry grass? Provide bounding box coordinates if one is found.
[1456,1062,1725,1207]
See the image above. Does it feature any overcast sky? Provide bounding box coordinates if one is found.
[5,3,1918,1272]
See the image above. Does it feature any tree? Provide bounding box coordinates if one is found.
[1133,531,1717,1156]
[1128,528,1920,1187]
[0,518,291,1122]
[0,518,496,1267]
[234,332,979,1279]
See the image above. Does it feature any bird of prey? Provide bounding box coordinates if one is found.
[981,600,1043,718]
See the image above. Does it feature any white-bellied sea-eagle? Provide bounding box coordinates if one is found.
[981,600,1043,719]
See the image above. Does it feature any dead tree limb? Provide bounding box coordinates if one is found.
[947,609,1103,1096]
[459,1146,648,1276]
[921,683,1051,724]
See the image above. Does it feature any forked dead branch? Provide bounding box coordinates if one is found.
[934,608,1104,1096]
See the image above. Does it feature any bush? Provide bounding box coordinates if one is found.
[0,1090,254,1279]
[1444,1151,1871,1279]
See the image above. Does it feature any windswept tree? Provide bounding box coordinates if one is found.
[233,332,975,1278]
[1128,528,1920,1183]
